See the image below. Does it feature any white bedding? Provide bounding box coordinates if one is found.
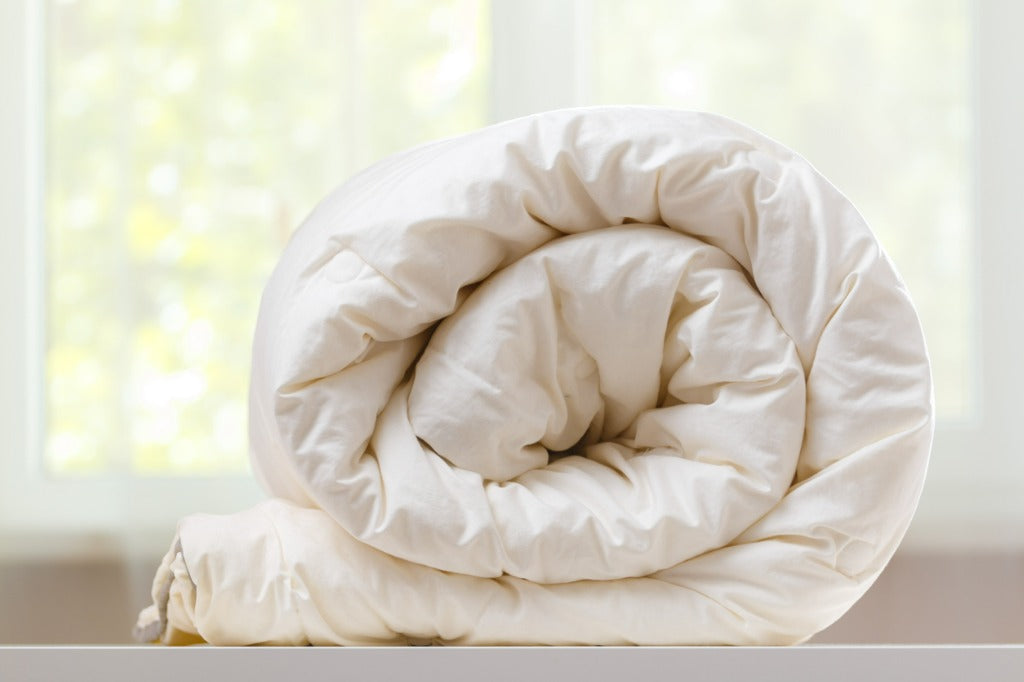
[136,107,933,645]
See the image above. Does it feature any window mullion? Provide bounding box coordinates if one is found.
[974,0,1024,458]
[489,0,584,123]
[0,0,41,523]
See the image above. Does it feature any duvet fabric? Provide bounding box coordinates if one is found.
[135,107,933,646]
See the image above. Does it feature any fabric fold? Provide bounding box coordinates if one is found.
[137,107,932,645]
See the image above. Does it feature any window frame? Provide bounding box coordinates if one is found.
[2,0,1021,559]
[907,0,1024,551]
[0,0,264,561]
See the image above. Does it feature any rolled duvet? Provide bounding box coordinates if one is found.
[135,107,932,646]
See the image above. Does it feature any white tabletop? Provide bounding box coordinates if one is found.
[2,645,1022,682]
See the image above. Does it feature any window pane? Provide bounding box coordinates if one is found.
[45,0,489,474]
[588,0,971,419]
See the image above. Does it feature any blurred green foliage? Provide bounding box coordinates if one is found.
[45,0,489,474]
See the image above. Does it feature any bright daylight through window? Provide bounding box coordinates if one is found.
[43,0,968,476]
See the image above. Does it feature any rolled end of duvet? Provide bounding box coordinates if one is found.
[137,107,933,646]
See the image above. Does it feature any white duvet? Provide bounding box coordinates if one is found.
[136,107,932,646]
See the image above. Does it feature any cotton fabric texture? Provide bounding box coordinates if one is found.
[136,107,933,646]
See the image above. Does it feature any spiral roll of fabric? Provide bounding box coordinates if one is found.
[136,107,932,646]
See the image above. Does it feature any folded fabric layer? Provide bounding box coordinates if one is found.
[136,107,933,645]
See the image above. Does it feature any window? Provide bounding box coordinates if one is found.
[2,0,1020,557]
[45,0,489,475]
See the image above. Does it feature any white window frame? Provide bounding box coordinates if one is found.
[0,1,264,561]
[2,0,1021,559]
[911,0,1024,551]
